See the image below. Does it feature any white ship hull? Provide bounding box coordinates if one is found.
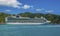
[5,16,51,25]
[6,22,49,24]
[6,21,50,24]
[6,23,45,24]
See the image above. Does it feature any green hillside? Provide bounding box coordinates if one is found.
[0,12,11,24]
[0,12,60,24]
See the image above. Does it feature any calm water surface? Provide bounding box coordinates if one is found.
[0,24,60,36]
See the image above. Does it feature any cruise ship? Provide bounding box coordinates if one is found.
[5,15,50,24]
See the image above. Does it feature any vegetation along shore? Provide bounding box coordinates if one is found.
[0,12,60,24]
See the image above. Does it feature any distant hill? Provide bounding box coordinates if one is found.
[0,12,11,24]
[0,12,60,24]
[18,12,60,24]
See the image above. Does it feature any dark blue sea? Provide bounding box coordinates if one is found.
[0,24,60,36]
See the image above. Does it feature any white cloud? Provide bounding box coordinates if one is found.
[36,8,45,11]
[22,4,33,9]
[0,0,33,9]
[36,9,42,11]
[0,0,22,8]
[5,10,11,12]
[45,10,54,13]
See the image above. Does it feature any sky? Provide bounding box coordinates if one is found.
[0,0,60,15]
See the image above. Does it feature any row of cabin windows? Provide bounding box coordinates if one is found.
[7,20,46,22]
[6,20,46,23]
[8,18,44,20]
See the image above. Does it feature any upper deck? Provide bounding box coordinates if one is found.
[5,15,49,23]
